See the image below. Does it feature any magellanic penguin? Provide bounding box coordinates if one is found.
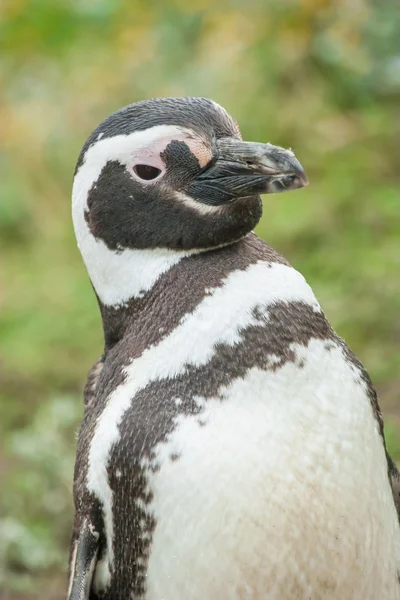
[68,97,400,600]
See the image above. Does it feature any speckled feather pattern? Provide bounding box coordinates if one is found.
[69,235,400,600]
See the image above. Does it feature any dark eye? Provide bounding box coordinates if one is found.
[133,164,162,181]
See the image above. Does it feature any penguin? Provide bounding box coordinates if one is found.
[67,97,400,600]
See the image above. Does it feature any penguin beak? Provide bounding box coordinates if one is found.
[188,138,308,206]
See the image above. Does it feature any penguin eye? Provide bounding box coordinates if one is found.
[133,164,162,181]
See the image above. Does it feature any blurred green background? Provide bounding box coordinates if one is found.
[0,0,399,597]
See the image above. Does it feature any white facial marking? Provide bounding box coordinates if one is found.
[174,191,225,216]
[145,343,400,600]
[130,131,211,170]
[87,261,321,585]
[72,125,211,306]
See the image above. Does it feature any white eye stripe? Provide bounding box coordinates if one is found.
[130,132,212,169]
[74,126,198,211]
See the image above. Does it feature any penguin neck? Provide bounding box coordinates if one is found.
[76,209,255,322]
[88,246,198,349]
[95,233,275,353]
[97,296,141,351]
[82,238,198,308]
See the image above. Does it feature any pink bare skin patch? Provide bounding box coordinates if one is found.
[129,129,212,183]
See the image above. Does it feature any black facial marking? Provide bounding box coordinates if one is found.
[85,161,262,251]
[161,139,202,187]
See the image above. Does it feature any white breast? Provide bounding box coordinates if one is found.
[145,341,400,600]
[87,260,400,598]
[89,260,320,589]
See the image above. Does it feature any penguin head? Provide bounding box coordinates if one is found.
[72,97,308,306]
[73,97,307,254]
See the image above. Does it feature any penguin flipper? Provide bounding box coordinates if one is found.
[84,357,104,410]
[67,518,99,600]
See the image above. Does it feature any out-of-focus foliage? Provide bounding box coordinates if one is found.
[0,0,399,596]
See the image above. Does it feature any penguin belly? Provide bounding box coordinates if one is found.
[142,341,400,600]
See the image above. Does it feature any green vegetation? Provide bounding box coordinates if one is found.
[1,0,399,596]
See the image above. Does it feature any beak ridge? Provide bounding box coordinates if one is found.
[187,137,308,206]
[216,138,309,193]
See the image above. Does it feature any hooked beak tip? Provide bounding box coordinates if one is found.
[293,168,309,188]
[270,169,308,194]
[262,149,309,194]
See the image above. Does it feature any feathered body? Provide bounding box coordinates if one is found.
[68,98,400,600]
